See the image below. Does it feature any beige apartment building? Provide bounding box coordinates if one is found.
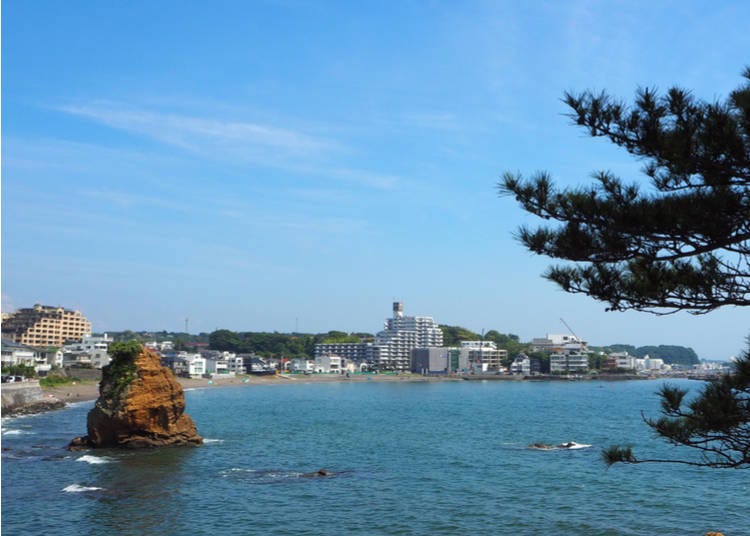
[1,304,92,348]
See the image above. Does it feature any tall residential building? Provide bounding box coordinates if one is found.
[1,304,92,348]
[374,302,443,371]
[312,302,444,372]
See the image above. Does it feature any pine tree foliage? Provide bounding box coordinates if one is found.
[603,341,750,468]
[500,69,750,314]
[500,68,750,468]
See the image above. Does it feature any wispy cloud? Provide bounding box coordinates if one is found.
[59,100,337,162]
[56,100,405,191]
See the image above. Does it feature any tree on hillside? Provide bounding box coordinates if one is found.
[499,68,750,468]
[439,325,480,347]
[209,329,241,352]
[633,345,699,366]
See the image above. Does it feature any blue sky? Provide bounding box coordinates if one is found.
[2,1,748,360]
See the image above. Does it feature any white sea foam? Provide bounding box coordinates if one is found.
[528,441,593,451]
[203,438,224,444]
[77,455,114,465]
[63,484,104,493]
[221,467,255,476]
[66,400,95,408]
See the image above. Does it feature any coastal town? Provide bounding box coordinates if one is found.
[1,302,732,386]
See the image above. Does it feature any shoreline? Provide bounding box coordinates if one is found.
[4,372,674,416]
[39,373,462,405]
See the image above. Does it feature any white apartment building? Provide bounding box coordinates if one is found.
[460,341,508,372]
[313,342,371,361]
[373,302,443,371]
[550,353,589,374]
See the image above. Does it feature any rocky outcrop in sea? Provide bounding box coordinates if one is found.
[1,382,65,416]
[70,343,202,449]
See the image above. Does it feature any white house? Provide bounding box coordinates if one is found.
[510,355,531,375]
[178,353,206,378]
[291,358,314,373]
[314,354,343,373]
[60,334,113,369]
[189,356,206,378]
[1,339,37,369]
[227,354,245,374]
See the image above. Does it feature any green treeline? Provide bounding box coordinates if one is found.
[439,325,526,356]
[103,328,700,363]
[208,329,374,358]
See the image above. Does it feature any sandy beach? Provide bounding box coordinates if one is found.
[42,373,459,403]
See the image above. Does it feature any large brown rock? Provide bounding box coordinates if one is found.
[70,345,202,449]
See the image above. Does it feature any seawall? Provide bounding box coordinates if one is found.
[1,382,65,416]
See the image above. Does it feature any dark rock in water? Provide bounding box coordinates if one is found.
[69,343,202,449]
[302,468,331,478]
[9,399,66,415]
[68,436,90,451]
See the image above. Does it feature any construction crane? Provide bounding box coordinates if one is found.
[560,318,579,341]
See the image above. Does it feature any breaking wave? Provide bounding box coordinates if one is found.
[62,484,104,493]
[77,455,114,465]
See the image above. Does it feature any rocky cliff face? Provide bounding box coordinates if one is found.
[71,344,202,449]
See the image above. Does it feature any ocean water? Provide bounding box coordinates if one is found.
[2,379,748,535]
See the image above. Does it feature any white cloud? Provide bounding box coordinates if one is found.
[56,101,404,191]
[59,101,337,162]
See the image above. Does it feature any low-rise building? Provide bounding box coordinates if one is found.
[59,334,113,369]
[412,347,449,374]
[460,341,508,372]
[290,358,314,373]
[510,354,531,375]
[550,353,589,374]
[187,354,206,378]
[314,354,343,373]
[1,339,38,369]
[531,334,588,354]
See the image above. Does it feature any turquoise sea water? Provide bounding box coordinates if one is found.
[2,379,748,535]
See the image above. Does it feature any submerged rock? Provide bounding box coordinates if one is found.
[302,468,330,478]
[69,342,202,449]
